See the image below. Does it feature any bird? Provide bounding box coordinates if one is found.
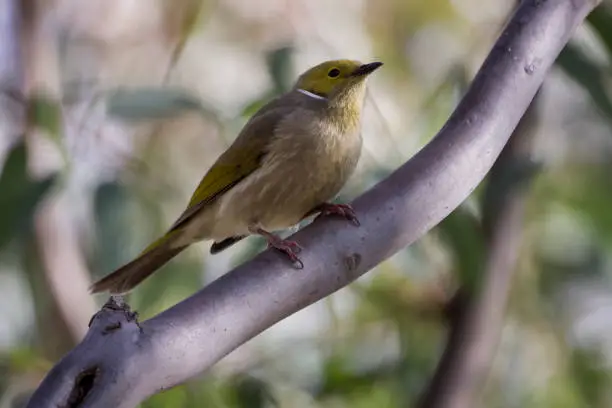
[90,59,383,294]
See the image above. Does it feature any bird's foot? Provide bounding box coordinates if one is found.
[252,227,304,268]
[267,238,303,268]
[268,235,304,269]
[314,203,360,226]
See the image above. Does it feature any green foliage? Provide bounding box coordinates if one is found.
[0,143,55,251]
[106,88,207,121]
[556,166,612,247]
[27,95,62,141]
[266,46,294,95]
[481,157,541,231]
[131,256,203,318]
[91,181,204,315]
[570,348,611,407]
[143,386,190,408]
[241,46,295,118]
[587,6,612,57]
[92,182,134,275]
[142,375,277,408]
[556,5,612,124]
[557,44,612,120]
[436,205,484,291]
[319,355,391,397]
[229,375,277,408]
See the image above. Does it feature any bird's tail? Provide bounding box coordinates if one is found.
[89,233,187,294]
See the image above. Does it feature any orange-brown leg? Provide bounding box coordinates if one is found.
[249,226,303,268]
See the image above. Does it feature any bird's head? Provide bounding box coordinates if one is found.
[294,60,382,108]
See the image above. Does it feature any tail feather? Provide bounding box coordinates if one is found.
[89,244,187,294]
[210,235,246,254]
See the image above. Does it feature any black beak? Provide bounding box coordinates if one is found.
[351,62,383,77]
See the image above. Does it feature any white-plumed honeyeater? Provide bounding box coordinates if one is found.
[90,59,383,294]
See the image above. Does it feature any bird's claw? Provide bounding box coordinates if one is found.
[268,239,304,269]
[315,203,360,226]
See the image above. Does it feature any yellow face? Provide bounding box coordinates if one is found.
[294,60,383,99]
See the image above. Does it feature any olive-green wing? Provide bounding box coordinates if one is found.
[169,104,291,231]
[169,148,263,231]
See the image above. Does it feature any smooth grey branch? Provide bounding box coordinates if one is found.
[26,0,600,407]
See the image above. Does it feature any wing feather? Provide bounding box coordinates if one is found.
[169,102,294,231]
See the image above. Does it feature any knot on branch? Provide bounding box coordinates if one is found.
[65,366,99,408]
[88,296,140,334]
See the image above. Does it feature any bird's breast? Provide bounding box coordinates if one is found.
[264,117,362,211]
[210,111,363,238]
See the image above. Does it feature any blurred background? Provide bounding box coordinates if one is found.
[2,0,612,407]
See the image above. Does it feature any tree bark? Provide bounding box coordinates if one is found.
[26,0,601,407]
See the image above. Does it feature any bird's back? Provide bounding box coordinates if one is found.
[207,90,363,237]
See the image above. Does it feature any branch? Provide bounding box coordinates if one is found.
[27,0,600,407]
[417,89,542,408]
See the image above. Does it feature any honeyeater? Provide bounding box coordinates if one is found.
[90,59,383,294]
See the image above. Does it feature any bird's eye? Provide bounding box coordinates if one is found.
[327,68,340,78]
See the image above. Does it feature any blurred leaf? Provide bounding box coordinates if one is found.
[421,64,469,111]
[131,256,203,318]
[355,274,447,325]
[265,46,294,94]
[174,0,207,53]
[319,355,399,398]
[557,43,612,120]
[92,182,134,274]
[27,94,62,140]
[570,348,611,407]
[481,157,542,231]
[143,370,234,407]
[27,94,70,166]
[318,350,407,406]
[239,47,294,119]
[7,348,48,372]
[320,355,358,396]
[436,205,484,290]
[587,5,612,56]
[555,165,612,248]
[144,385,189,408]
[481,90,541,234]
[537,247,602,299]
[161,0,208,84]
[179,0,206,40]
[0,142,56,250]
[240,92,275,119]
[106,87,204,121]
[420,64,469,145]
[530,373,589,408]
[533,167,612,297]
[396,316,444,401]
[229,375,277,408]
